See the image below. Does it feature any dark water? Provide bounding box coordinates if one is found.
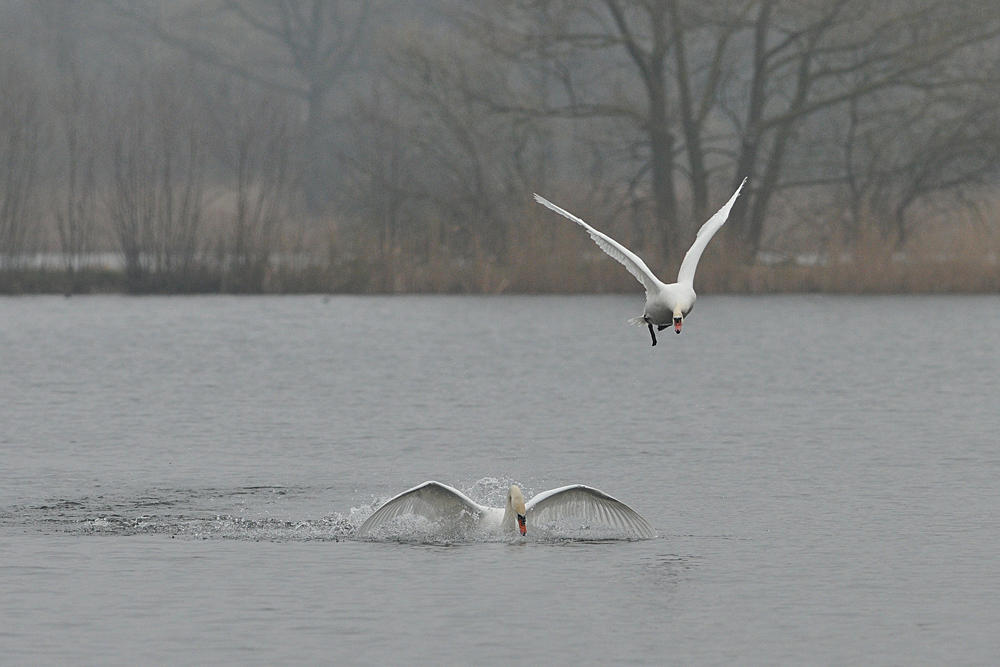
[1,294,998,665]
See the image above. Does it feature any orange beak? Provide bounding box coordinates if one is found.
[674,318,682,334]
[517,514,526,536]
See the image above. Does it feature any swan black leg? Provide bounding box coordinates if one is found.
[657,325,668,331]
[647,322,657,346]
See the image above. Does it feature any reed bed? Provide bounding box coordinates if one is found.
[3,209,998,295]
[327,207,1000,295]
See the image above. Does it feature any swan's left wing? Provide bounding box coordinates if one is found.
[676,178,746,286]
[525,484,656,539]
[534,194,663,296]
[355,481,485,539]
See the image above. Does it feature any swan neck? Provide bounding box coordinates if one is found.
[502,497,515,530]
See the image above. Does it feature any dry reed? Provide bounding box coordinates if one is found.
[5,202,998,295]
[328,204,1000,295]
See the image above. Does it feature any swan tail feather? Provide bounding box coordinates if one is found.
[628,315,647,327]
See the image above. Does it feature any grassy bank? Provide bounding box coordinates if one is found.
[4,211,998,295]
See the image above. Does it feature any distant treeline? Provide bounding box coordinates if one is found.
[3,233,998,295]
[0,1,999,295]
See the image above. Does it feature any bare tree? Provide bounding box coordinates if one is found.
[0,62,43,268]
[46,0,100,293]
[211,89,296,292]
[453,0,738,262]
[721,0,1000,258]
[105,0,374,210]
[107,71,207,292]
[53,78,98,293]
[337,86,411,281]
[842,90,1000,248]
[385,32,543,262]
[330,23,560,278]
[451,0,1000,262]
[8,0,999,292]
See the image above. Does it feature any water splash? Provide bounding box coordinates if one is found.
[3,479,653,544]
[4,487,364,542]
[461,476,523,507]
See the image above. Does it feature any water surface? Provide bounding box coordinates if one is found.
[2,295,998,665]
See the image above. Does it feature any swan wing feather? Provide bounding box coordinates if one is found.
[355,481,486,539]
[525,484,656,539]
[676,178,747,286]
[534,194,662,296]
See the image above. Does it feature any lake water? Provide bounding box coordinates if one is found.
[1,294,998,666]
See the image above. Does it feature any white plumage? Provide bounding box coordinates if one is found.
[534,179,746,345]
[355,481,655,540]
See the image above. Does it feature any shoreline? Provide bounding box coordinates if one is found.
[2,261,998,296]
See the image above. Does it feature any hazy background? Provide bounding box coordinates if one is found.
[1,0,999,293]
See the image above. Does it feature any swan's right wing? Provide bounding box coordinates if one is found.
[355,481,485,539]
[676,178,746,286]
[525,484,656,539]
[534,194,663,296]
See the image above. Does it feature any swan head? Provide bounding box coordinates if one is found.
[672,306,684,334]
[508,485,527,535]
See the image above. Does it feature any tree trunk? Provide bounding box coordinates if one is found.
[649,118,678,261]
[302,85,327,212]
[667,0,708,219]
[726,0,773,262]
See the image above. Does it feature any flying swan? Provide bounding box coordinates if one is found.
[534,179,746,345]
[355,481,655,540]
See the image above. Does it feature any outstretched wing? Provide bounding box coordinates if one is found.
[676,178,747,286]
[355,481,485,539]
[534,194,663,297]
[525,484,656,539]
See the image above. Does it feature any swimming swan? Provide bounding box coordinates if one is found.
[534,179,746,345]
[355,481,655,540]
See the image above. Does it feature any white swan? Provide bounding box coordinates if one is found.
[534,179,746,345]
[355,481,655,540]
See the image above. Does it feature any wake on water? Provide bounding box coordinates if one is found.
[2,487,358,541]
[1,478,651,544]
